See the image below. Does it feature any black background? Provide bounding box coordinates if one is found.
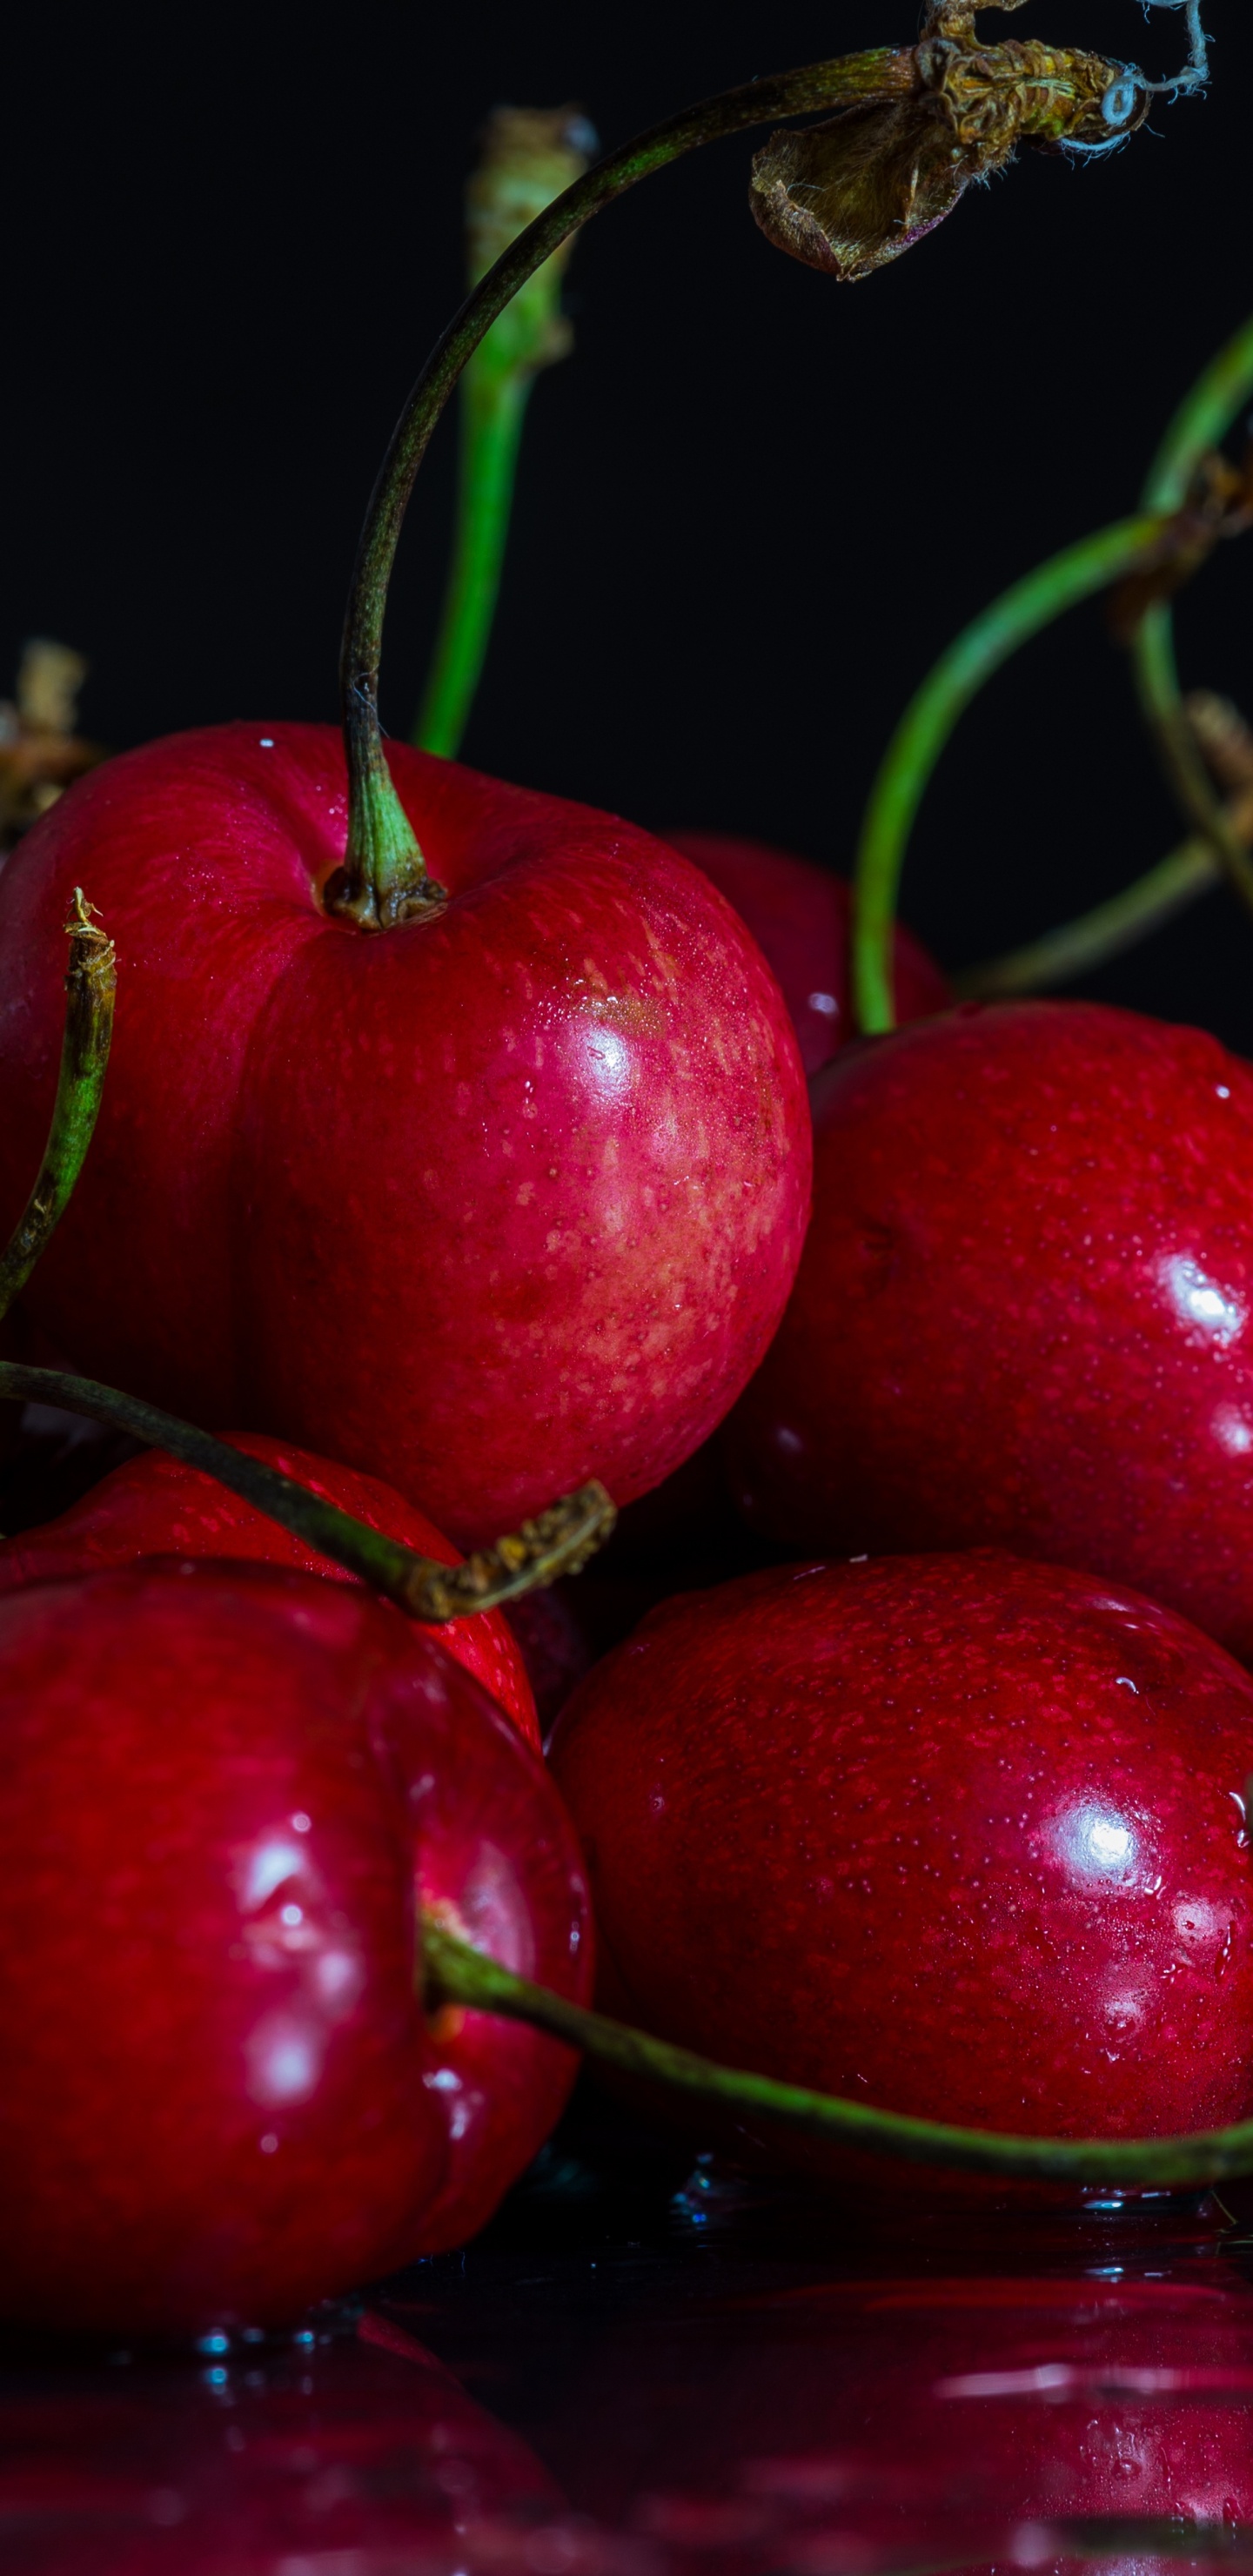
[4,0,1251,1038]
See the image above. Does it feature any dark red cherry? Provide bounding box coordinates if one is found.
[0,1428,537,1743]
[725,1001,1253,1661]
[0,726,810,1546]
[665,829,948,1075]
[0,1561,589,2336]
[551,1551,1253,2181]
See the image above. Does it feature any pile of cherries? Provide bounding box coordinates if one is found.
[0,713,1250,2342]
[0,17,1249,2345]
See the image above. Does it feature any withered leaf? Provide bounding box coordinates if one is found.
[750,97,978,284]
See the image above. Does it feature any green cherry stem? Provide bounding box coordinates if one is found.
[414,108,594,761]
[850,514,1168,1036]
[1142,313,1253,515]
[0,891,115,1325]
[955,831,1221,998]
[852,313,1253,1031]
[423,1916,1253,2185]
[1132,313,1253,913]
[1130,613,1253,916]
[334,43,914,930]
[414,367,530,762]
[0,1360,614,1619]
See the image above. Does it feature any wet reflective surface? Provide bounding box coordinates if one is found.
[14,2090,1253,2573]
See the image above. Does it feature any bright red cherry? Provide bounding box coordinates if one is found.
[724,1001,1253,1662]
[0,1429,537,1745]
[0,1560,590,2336]
[664,829,948,1076]
[0,726,811,1545]
[551,1552,1253,2176]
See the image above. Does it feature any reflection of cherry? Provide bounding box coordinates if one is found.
[0,1561,589,2335]
[551,1552,1253,2174]
[0,726,811,1545]
[539,2261,1253,2554]
[725,1003,1253,1660]
[0,1430,536,1745]
[665,830,948,1075]
[0,2309,561,2566]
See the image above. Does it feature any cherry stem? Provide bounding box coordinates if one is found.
[423,1915,1253,2185]
[956,832,1222,997]
[413,108,594,761]
[852,309,1253,1035]
[851,515,1168,1036]
[0,892,115,1325]
[1115,308,1253,920]
[959,688,1253,996]
[414,369,533,765]
[335,43,914,928]
[0,1361,614,1618]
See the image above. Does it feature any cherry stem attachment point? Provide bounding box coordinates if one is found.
[0,1361,614,1619]
[0,892,115,1325]
[337,44,912,929]
[422,1915,1253,2186]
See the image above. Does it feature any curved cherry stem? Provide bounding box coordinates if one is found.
[414,108,594,761]
[0,1361,614,1619]
[424,1916,1253,2185]
[334,43,913,928]
[414,370,533,762]
[1130,613,1253,916]
[0,892,115,1325]
[853,311,1253,1032]
[1132,314,1253,908]
[851,515,1168,1035]
[956,832,1221,997]
[1142,314,1253,516]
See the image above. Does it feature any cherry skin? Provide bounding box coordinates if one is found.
[550,1551,1253,2176]
[664,829,948,1075]
[0,1429,537,1744]
[0,1560,590,2336]
[724,1000,1253,1662]
[0,725,811,1546]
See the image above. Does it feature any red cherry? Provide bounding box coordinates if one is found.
[0,1561,590,2335]
[725,1001,1253,1660]
[550,1552,1253,2177]
[664,830,948,1076]
[0,1429,537,1747]
[0,726,811,1545]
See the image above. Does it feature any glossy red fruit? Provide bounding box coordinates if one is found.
[0,1430,537,1745]
[551,1552,1253,2167]
[0,726,810,1545]
[725,1001,1253,1661]
[0,1561,590,2335]
[664,829,948,1076]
